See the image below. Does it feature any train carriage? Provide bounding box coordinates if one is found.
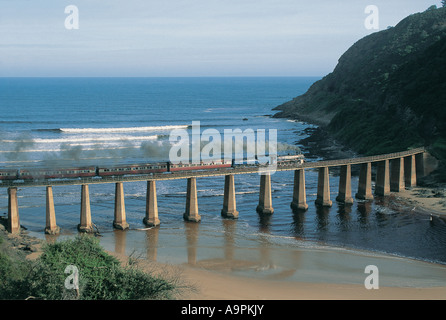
[0,169,19,180]
[0,153,305,182]
[97,163,169,176]
[19,167,97,180]
[170,159,232,172]
[277,154,305,165]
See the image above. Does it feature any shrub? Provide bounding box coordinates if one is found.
[0,235,34,299]
[0,234,183,300]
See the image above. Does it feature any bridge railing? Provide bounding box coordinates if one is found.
[298,147,426,169]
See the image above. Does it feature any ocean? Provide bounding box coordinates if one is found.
[1,77,446,286]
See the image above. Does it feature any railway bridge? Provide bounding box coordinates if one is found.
[1,147,428,234]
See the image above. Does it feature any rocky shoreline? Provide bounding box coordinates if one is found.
[276,109,445,184]
[296,126,357,161]
[0,216,43,258]
[285,120,364,177]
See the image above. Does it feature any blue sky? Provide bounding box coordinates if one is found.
[0,0,442,77]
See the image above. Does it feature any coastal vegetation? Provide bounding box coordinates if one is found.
[273,6,446,180]
[0,232,184,300]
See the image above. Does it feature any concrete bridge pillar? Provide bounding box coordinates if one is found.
[336,165,354,204]
[290,169,308,211]
[315,167,332,207]
[415,152,426,177]
[257,173,274,214]
[113,182,129,230]
[45,186,60,235]
[356,162,374,200]
[375,160,390,196]
[404,155,417,188]
[144,180,160,227]
[184,177,201,222]
[221,175,239,219]
[78,184,94,233]
[7,187,20,234]
[390,158,405,192]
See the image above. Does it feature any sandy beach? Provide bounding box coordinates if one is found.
[107,250,446,300]
[106,185,446,300]
[181,265,446,300]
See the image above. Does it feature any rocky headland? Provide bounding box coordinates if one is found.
[274,5,446,184]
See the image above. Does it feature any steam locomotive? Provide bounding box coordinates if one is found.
[0,154,304,181]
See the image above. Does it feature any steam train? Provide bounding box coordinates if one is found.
[0,154,304,181]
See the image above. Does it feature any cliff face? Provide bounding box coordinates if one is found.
[274,6,446,179]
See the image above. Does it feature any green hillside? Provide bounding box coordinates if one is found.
[273,6,446,180]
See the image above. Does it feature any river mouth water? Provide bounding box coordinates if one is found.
[26,210,446,289]
[22,174,446,289]
[1,77,446,289]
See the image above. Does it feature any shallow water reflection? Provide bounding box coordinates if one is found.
[86,219,446,288]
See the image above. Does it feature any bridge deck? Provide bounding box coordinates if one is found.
[0,147,425,188]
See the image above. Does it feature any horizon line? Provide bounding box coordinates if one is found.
[0,75,324,79]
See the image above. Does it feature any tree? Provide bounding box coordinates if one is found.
[443,0,446,8]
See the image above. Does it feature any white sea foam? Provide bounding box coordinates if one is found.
[0,159,43,165]
[0,154,130,165]
[60,125,189,133]
[0,146,142,153]
[1,135,158,144]
[236,190,258,195]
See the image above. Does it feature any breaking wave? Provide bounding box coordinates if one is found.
[58,125,190,133]
[1,135,159,144]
